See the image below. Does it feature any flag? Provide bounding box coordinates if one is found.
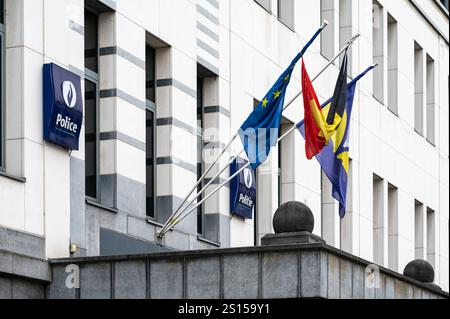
[239,26,324,170]
[297,65,375,218]
[301,52,348,159]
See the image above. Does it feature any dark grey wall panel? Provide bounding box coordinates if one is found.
[100,228,172,256]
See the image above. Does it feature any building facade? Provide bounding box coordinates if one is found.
[0,0,448,292]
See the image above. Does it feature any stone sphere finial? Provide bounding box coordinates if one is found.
[273,201,314,234]
[403,259,435,283]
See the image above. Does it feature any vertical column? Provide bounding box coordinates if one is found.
[280,124,295,205]
[98,13,146,217]
[155,47,198,236]
[69,1,86,255]
[320,0,339,61]
[322,172,340,248]
[341,159,357,254]
[257,153,280,244]
[42,0,85,258]
[202,77,231,246]
[339,0,356,76]
[3,0,47,238]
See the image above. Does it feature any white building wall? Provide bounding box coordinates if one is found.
[0,0,448,290]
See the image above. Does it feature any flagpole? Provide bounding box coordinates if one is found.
[158,33,362,238]
[160,34,359,235]
[159,119,303,237]
[157,131,239,236]
[157,21,330,237]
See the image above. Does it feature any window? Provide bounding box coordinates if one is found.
[427,208,436,268]
[0,0,3,25]
[414,200,425,259]
[277,0,294,30]
[146,45,157,218]
[197,76,204,235]
[255,0,271,13]
[373,174,385,265]
[387,14,398,115]
[372,1,385,103]
[253,98,260,246]
[321,172,340,248]
[340,158,353,252]
[387,183,398,271]
[85,9,98,73]
[277,130,282,208]
[320,0,337,61]
[0,0,4,170]
[414,43,424,135]
[339,0,352,76]
[84,9,99,199]
[426,55,435,145]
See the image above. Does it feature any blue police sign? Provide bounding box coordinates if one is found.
[43,63,83,150]
[230,157,256,219]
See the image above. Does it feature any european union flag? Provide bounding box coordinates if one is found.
[297,66,375,218]
[239,26,324,170]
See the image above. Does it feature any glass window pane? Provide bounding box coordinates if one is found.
[255,0,271,12]
[146,110,155,217]
[0,34,3,168]
[197,77,203,234]
[278,0,294,30]
[85,80,97,198]
[146,46,156,103]
[0,0,4,25]
[85,10,98,73]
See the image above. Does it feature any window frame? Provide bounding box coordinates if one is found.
[254,0,272,14]
[426,54,436,146]
[277,0,295,32]
[320,0,336,62]
[0,2,5,171]
[84,72,100,202]
[84,8,100,202]
[387,14,399,116]
[196,76,204,235]
[145,44,157,220]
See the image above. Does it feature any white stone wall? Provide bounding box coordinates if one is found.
[0,0,448,291]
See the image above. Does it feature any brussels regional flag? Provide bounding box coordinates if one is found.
[301,52,349,159]
[297,65,375,218]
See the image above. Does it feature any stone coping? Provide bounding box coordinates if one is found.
[48,242,449,298]
[0,249,51,283]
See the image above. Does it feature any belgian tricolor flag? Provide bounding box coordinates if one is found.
[301,52,348,159]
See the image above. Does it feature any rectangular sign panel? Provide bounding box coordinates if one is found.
[230,157,256,220]
[43,63,83,150]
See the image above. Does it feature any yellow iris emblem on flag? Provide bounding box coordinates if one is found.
[262,98,269,108]
[310,100,344,145]
[284,74,290,81]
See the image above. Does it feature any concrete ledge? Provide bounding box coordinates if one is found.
[48,243,449,299]
[0,250,51,283]
[261,231,326,245]
[0,227,45,260]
